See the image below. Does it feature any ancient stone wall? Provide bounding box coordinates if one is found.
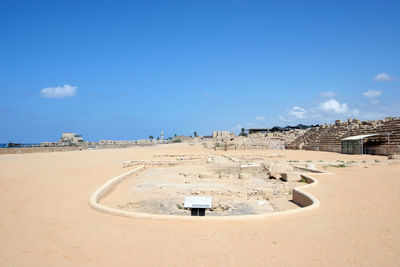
[0,146,84,154]
[203,130,307,150]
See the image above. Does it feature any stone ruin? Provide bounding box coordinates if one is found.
[287,117,400,155]
[203,129,308,150]
[113,154,312,216]
[203,117,400,155]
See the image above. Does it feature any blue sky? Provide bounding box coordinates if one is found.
[0,0,399,142]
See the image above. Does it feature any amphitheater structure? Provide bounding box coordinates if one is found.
[287,117,400,155]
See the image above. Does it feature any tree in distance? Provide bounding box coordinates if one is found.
[239,128,247,137]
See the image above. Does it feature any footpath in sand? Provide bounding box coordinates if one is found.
[0,144,399,266]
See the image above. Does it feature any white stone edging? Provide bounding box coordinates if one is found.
[89,166,321,221]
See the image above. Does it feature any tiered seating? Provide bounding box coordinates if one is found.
[289,118,400,153]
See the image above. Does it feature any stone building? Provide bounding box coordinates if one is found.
[58,133,84,146]
[212,131,233,138]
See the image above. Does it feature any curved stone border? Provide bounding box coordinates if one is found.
[89,166,322,221]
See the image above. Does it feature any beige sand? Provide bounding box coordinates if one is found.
[0,144,399,266]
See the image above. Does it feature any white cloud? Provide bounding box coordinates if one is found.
[318,99,348,114]
[363,89,382,99]
[374,72,394,82]
[40,84,78,98]
[278,115,292,122]
[319,91,336,98]
[232,124,243,131]
[255,115,266,121]
[288,106,306,119]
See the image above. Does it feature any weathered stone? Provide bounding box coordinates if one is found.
[123,161,132,168]
[238,173,250,179]
[240,163,261,173]
[255,188,274,200]
[264,162,294,179]
[269,172,282,179]
[305,163,316,170]
[388,154,400,159]
[281,172,301,182]
[198,172,219,178]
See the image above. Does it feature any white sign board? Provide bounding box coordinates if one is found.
[184,196,212,208]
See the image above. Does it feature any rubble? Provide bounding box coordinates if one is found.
[281,172,301,182]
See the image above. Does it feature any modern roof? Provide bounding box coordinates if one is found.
[341,134,380,141]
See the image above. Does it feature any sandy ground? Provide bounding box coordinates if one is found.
[0,143,399,266]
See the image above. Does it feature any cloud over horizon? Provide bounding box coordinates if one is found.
[289,106,306,119]
[363,89,382,99]
[319,91,336,98]
[374,72,395,82]
[278,98,360,124]
[255,115,266,121]
[318,99,349,114]
[40,84,78,98]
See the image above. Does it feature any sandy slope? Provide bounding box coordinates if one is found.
[0,144,399,266]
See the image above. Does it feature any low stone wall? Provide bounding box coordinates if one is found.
[300,144,400,155]
[303,145,341,153]
[365,144,400,155]
[0,146,84,154]
[292,174,319,207]
[89,165,321,220]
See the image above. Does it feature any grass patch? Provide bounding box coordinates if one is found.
[300,178,307,183]
[330,164,347,168]
[319,160,324,162]
[362,160,366,163]
[374,159,380,163]
[306,160,312,162]
[288,160,299,162]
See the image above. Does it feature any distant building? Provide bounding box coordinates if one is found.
[246,128,269,134]
[212,131,232,138]
[58,132,84,145]
[40,142,57,147]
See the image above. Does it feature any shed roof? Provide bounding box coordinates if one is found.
[341,134,380,141]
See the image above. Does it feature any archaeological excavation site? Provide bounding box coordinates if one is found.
[94,153,321,218]
[91,117,400,219]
